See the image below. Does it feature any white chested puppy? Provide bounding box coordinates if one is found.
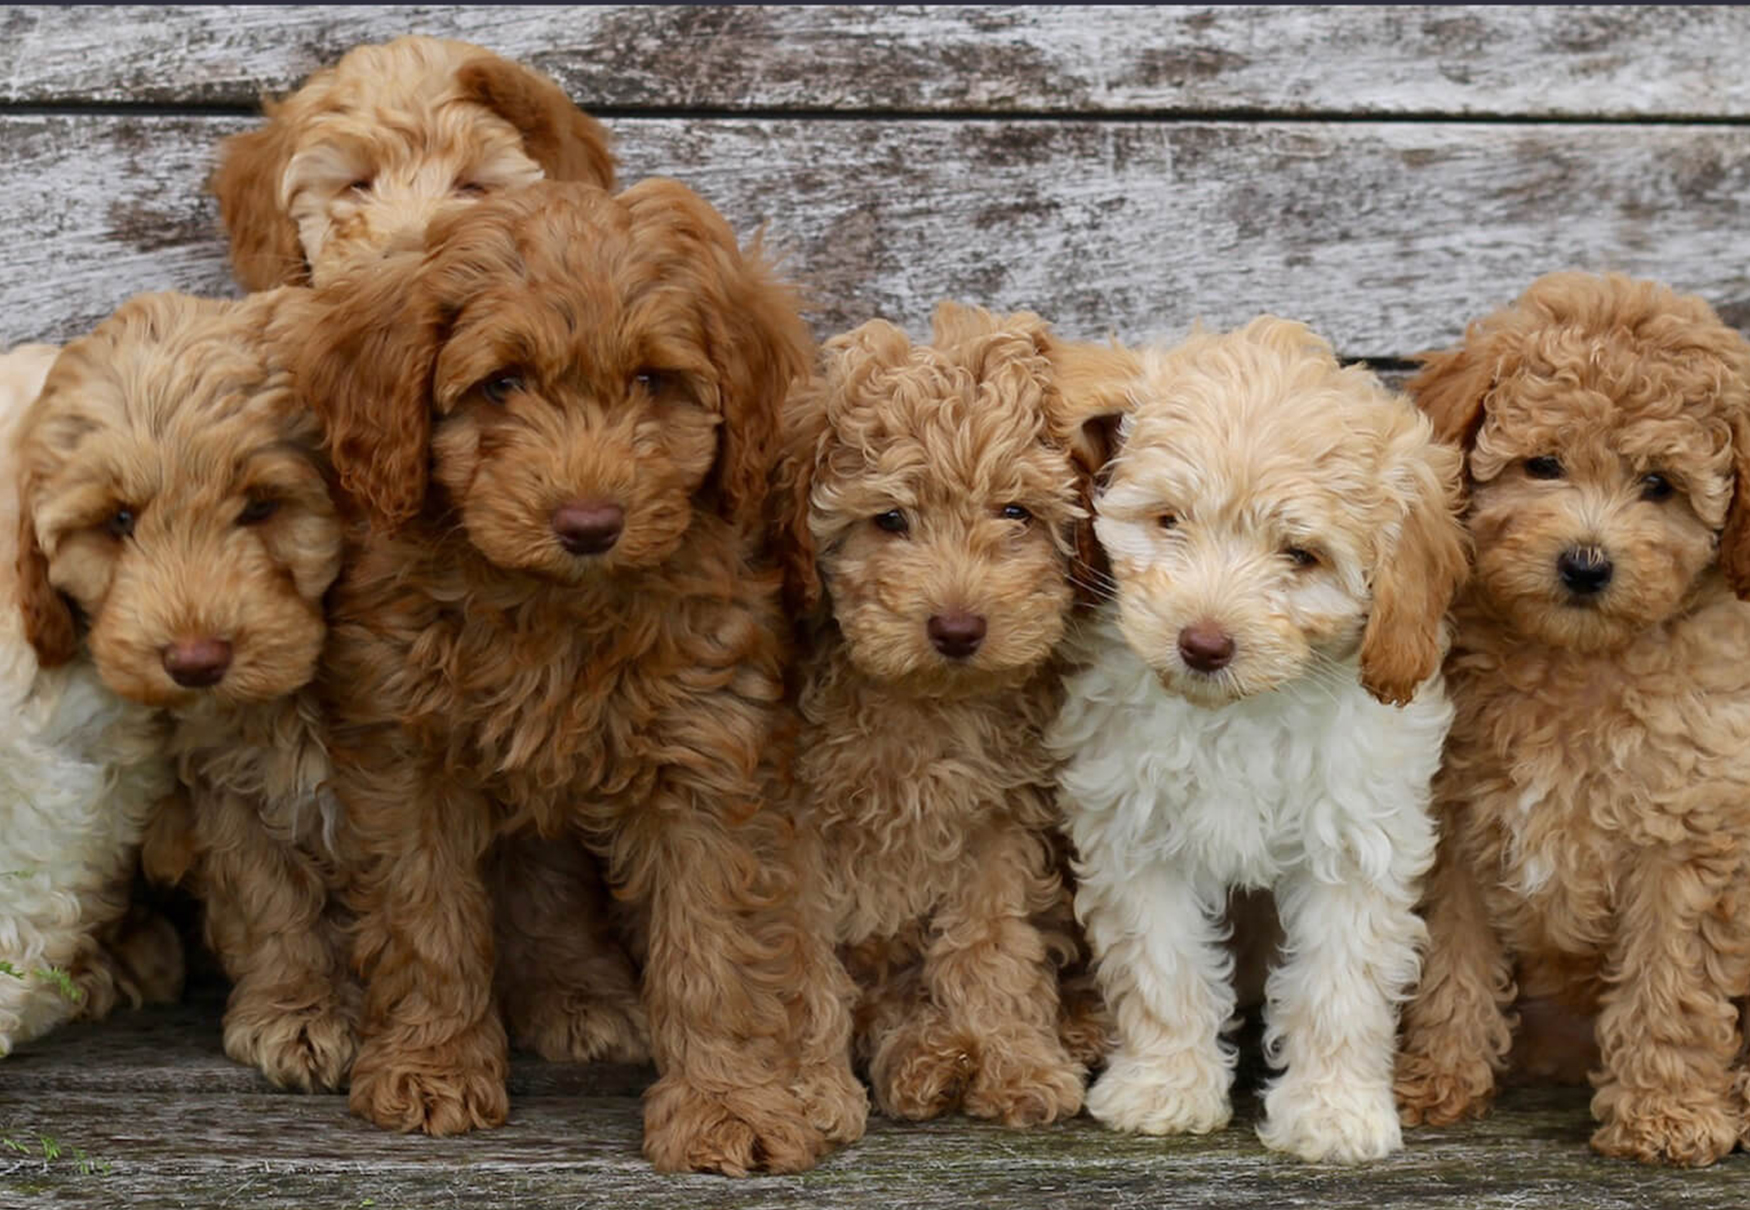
[1048,317,1467,1161]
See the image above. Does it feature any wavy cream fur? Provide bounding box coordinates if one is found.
[0,344,170,1054]
[1050,316,1465,1162]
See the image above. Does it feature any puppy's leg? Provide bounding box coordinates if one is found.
[1589,854,1747,1167]
[1395,816,1515,1125]
[344,748,507,1135]
[490,831,648,1064]
[1260,865,1423,1162]
[873,824,1083,1127]
[197,787,354,1092]
[1078,858,1234,1136]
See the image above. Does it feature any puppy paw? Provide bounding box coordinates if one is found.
[1085,1049,1230,1136]
[1057,988,1113,1072]
[1394,1050,1496,1126]
[793,1059,869,1145]
[874,1026,978,1122]
[643,1073,830,1175]
[348,1028,509,1135]
[964,1047,1086,1128]
[1261,1077,1402,1163]
[225,1001,357,1092]
[508,984,650,1065]
[1591,1090,1739,1167]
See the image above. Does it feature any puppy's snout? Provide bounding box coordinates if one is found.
[1556,546,1613,596]
[162,638,233,688]
[928,612,987,660]
[1177,622,1235,673]
[552,501,624,555]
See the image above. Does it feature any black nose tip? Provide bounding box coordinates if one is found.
[552,501,624,555]
[928,612,987,659]
[162,638,233,688]
[1178,622,1236,673]
[1557,546,1613,595]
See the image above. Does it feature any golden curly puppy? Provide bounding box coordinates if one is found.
[292,179,865,1173]
[15,291,358,1091]
[1395,271,1750,1166]
[212,34,615,290]
[777,302,1111,1127]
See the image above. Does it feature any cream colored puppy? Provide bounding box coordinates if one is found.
[1048,317,1466,1161]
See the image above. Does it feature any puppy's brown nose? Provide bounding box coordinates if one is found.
[162,638,233,688]
[552,501,624,555]
[1557,546,1613,596]
[1178,623,1235,673]
[928,612,987,659]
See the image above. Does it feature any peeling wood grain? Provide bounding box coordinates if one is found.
[4,114,1749,358]
[3,6,1749,119]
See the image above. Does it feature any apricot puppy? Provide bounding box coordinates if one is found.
[1395,271,1750,1167]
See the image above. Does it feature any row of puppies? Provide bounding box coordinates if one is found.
[0,30,1743,1176]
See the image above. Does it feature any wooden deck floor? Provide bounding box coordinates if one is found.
[2,999,1742,1209]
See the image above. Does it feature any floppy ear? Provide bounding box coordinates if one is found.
[1406,340,1493,452]
[770,375,829,619]
[1715,343,1750,598]
[1359,427,1470,706]
[14,500,79,667]
[1046,339,1138,604]
[457,55,616,189]
[286,257,447,530]
[210,107,309,291]
[622,179,813,538]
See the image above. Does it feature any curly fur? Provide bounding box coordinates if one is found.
[1050,317,1467,1162]
[211,34,615,290]
[1394,271,1750,1167]
[14,291,360,1090]
[1,342,175,1055]
[779,303,1109,1128]
[292,179,865,1173]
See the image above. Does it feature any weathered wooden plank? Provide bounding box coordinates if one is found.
[0,1086,1740,1210]
[4,114,1749,359]
[3,6,1750,119]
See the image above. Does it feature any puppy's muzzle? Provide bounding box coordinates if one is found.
[552,500,624,555]
[1556,545,1613,598]
[928,611,987,660]
[1177,622,1235,673]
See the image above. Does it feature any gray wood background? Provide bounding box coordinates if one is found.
[4,7,1750,1205]
[3,6,1749,360]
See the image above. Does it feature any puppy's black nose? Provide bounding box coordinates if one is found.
[1178,623,1235,673]
[1557,546,1613,596]
[162,638,233,688]
[928,612,987,659]
[552,501,624,555]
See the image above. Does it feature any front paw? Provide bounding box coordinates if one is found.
[965,1046,1086,1128]
[1085,1049,1231,1136]
[1262,1077,1402,1163]
[507,984,650,1065]
[1395,1048,1496,1126]
[794,1059,869,1145]
[643,1073,830,1175]
[224,1001,357,1092]
[1591,1089,1739,1167]
[870,1012,974,1121]
[348,1028,509,1135]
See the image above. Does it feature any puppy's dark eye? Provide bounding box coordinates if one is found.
[1640,472,1674,501]
[237,498,279,527]
[105,508,136,539]
[480,371,524,405]
[1284,546,1319,569]
[999,504,1032,524]
[873,510,909,535]
[632,368,673,395]
[1158,512,1179,530]
[1524,455,1564,480]
[347,178,373,195]
[453,180,487,197]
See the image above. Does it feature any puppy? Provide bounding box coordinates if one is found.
[14,292,359,1090]
[1394,272,1750,1166]
[779,302,1103,1127]
[1049,317,1467,1162]
[1,343,175,1055]
[292,179,865,1172]
[212,33,615,290]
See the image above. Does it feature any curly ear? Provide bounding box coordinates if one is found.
[457,55,616,189]
[1407,340,1494,453]
[771,374,830,619]
[14,499,79,668]
[1715,336,1750,598]
[286,257,445,530]
[1359,424,1470,706]
[210,106,308,291]
[1045,339,1138,605]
